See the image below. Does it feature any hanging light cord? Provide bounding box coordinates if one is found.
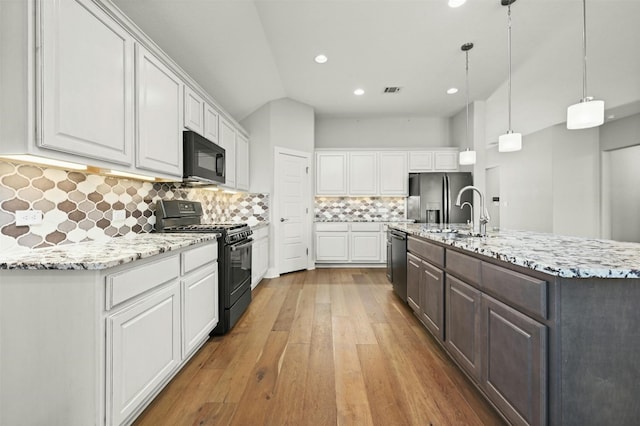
[581,0,588,101]
[465,49,470,149]
[507,2,513,132]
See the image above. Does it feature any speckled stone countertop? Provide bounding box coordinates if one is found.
[389,223,640,279]
[315,219,415,223]
[0,233,219,271]
[251,222,269,230]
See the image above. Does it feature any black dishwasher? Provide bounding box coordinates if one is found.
[389,229,408,303]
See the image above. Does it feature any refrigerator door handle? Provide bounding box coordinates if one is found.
[445,175,451,224]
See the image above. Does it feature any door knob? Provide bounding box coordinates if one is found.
[280,218,288,222]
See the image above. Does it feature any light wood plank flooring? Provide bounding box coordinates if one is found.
[134,268,505,426]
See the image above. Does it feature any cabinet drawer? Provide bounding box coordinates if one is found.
[481,263,548,320]
[447,250,481,286]
[182,242,217,275]
[106,255,179,309]
[408,236,444,268]
[316,222,349,232]
[351,222,381,232]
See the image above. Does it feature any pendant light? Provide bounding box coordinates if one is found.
[566,0,604,129]
[498,0,522,153]
[459,42,476,166]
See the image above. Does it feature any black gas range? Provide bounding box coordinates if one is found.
[155,200,253,335]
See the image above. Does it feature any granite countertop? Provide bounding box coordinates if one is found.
[251,222,269,230]
[389,223,640,279]
[315,219,415,223]
[0,233,219,271]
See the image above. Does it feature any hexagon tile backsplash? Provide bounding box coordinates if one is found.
[0,161,269,254]
[315,197,405,221]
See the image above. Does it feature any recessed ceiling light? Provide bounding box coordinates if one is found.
[607,114,615,120]
[314,54,328,64]
[354,88,365,96]
[447,88,459,94]
[448,0,467,8]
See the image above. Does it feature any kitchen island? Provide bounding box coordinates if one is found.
[0,233,220,426]
[390,223,640,426]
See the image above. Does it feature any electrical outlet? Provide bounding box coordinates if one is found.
[112,210,126,222]
[15,210,43,226]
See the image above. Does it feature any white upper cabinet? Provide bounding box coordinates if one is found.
[183,86,204,135]
[135,44,183,177]
[349,152,378,195]
[203,103,219,144]
[409,149,459,172]
[316,152,348,195]
[434,151,459,171]
[236,132,249,191]
[219,117,236,188]
[408,152,434,172]
[39,0,134,165]
[379,152,408,195]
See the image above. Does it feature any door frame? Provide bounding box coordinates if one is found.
[273,146,313,276]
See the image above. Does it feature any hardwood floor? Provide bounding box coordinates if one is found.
[134,268,505,426]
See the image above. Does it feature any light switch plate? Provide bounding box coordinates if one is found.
[112,210,126,222]
[15,210,43,226]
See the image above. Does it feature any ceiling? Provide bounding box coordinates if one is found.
[111,0,638,122]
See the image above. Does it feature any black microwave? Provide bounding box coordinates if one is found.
[183,131,226,185]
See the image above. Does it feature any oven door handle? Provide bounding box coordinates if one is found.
[230,239,254,251]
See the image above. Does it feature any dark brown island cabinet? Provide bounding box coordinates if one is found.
[405,234,640,426]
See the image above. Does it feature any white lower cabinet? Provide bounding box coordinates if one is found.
[0,240,218,426]
[182,263,218,356]
[107,281,181,426]
[251,226,269,289]
[315,222,387,264]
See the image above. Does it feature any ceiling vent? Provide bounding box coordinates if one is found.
[383,87,402,94]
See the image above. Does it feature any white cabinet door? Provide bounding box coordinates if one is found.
[106,281,180,426]
[379,152,408,195]
[349,152,378,195]
[182,264,218,356]
[203,103,219,144]
[351,232,381,262]
[434,151,459,171]
[251,232,269,289]
[219,117,236,188]
[315,232,349,262]
[236,133,249,191]
[316,152,348,195]
[40,0,134,165]
[135,44,183,176]
[408,152,434,172]
[183,86,204,135]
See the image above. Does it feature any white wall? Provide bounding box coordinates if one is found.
[600,113,640,152]
[271,98,315,153]
[315,116,450,148]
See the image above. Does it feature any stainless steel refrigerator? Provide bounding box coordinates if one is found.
[407,173,473,224]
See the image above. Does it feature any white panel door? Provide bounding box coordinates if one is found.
[219,117,236,188]
[135,44,183,176]
[40,0,134,165]
[349,152,378,195]
[236,133,249,191]
[316,152,348,195]
[379,152,408,195]
[351,232,381,262]
[277,149,310,274]
[183,86,204,135]
[316,233,349,262]
[203,103,219,144]
[434,151,459,171]
[107,282,180,426]
[182,264,218,356]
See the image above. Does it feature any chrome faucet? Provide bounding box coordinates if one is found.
[460,201,474,231]
[455,186,490,236]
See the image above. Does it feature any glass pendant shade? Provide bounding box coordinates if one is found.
[459,149,476,165]
[498,131,522,152]
[567,99,605,129]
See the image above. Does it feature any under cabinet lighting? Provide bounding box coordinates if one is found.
[107,169,157,182]
[0,154,88,170]
[202,186,220,191]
